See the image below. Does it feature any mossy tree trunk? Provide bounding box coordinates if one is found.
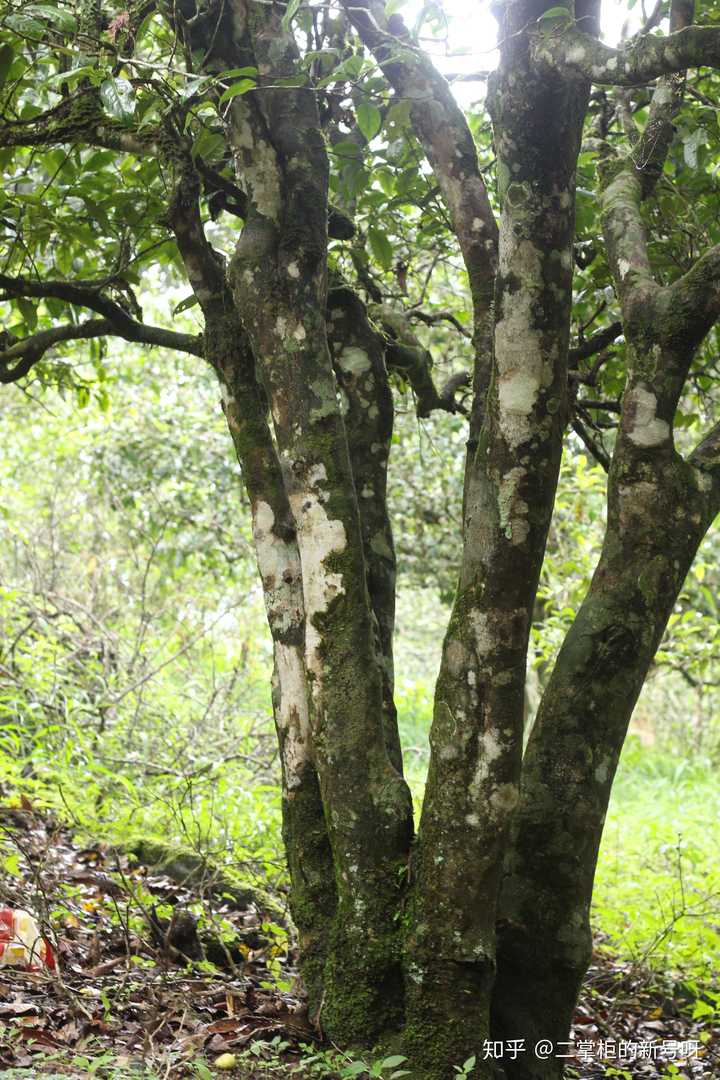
[172,2,720,1077]
[494,24,720,1072]
[7,0,720,1076]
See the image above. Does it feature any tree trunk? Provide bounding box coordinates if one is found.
[494,434,719,1077]
[400,7,593,1072]
[223,5,414,1042]
[494,102,720,1067]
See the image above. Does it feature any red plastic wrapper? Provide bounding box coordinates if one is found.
[0,908,56,970]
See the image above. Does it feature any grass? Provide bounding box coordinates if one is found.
[593,738,720,982]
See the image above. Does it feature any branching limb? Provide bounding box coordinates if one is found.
[407,309,473,339]
[197,160,355,240]
[0,90,163,155]
[631,0,695,197]
[689,417,720,514]
[0,320,110,382]
[689,416,720,472]
[569,320,623,365]
[532,23,720,85]
[0,315,202,384]
[658,243,720,351]
[372,304,468,416]
[599,156,659,321]
[571,416,611,470]
[339,0,498,316]
[1,273,152,330]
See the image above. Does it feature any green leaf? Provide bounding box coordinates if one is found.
[356,100,382,143]
[218,78,256,104]
[25,4,77,32]
[281,0,301,31]
[219,65,258,79]
[173,294,199,315]
[333,139,363,161]
[384,0,408,15]
[100,77,136,121]
[190,128,225,162]
[368,227,393,271]
[47,65,98,89]
[682,127,706,169]
[17,298,37,331]
[0,43,14,88]
[538,5,572,17]
[6,13,46,38]
[340,1064,368,1078]
[381,1057,408,1069]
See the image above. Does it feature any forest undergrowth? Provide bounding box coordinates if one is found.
[1,369,719,1077]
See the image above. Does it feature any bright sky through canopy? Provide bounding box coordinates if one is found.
[408,0,645,105]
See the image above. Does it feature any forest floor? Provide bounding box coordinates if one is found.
[0,806,718,1080]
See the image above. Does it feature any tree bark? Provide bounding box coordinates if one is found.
[398,4,594,1072]
[494,50,720,1064]
[493,433,720,1078]
[222,1,413,1042]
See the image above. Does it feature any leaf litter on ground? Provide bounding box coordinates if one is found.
[0,804,718,1079]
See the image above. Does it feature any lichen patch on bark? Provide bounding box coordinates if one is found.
[252,500,303,635]
[289,465,348,679]
[274,641,312,788]
[624,385,670,447]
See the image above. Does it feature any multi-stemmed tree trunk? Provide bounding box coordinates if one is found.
[2,0,720,1075]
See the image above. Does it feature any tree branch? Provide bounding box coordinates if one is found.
[374,305,468,416]
[407,309,473,339]
[0,313,202,384]
[658,244,720,351]
[0,90,162,155]
[598,157,659,320]
[0,273,202,350]
[571,416,610,470]
[339,0,498,313]
[0,320,111,383]
[631,0,695,197]
[568,320,623,365]
[532,23,720,86]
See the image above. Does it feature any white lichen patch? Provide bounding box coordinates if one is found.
[470,611,492,656]
[566,45,587,64]
[489,782,519,815]
[693,469,712,493]
[274,642,311,789]
[252,500,303,636]
[593,755,611,785]
[469,607,524,657]
[309,377,338,420]
[229,106,282,221]
[370,532,393,560]
[337,345,372,376]
[219,381,236,408]
[617,258,631,280]
[495,229,548,449]
[293,324,307,343]
[287,261,300,279]
[499,466,530,546]
[289,465,347,680]
[444,638,469,677]
[470,729,505,790]
[626,386,670,447]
